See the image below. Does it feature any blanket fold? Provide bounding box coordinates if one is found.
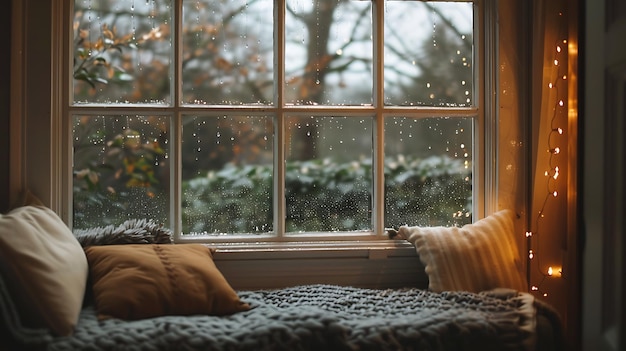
[31,284,547,351]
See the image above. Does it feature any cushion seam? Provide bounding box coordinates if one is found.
[152,245,179,312]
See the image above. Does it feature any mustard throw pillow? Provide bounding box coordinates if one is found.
[85,244,251,320]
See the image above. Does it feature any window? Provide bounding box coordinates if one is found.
[69,0,484,242]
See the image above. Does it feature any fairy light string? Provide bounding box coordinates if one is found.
[527,11,567,298]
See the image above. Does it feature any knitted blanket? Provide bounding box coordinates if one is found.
[38,284,540,351]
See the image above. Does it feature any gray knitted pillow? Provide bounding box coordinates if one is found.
[73,219,173,247]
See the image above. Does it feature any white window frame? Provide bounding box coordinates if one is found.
[11,0,504,289]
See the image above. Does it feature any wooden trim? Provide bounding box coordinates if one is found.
[9,0,25,207]
[0,2,12,212]
[601,69,616,330]
[601,62,626,347]
[565,0,581,347]
[213,247,427,290]
[621,76,626,351]
[606,0,626,29]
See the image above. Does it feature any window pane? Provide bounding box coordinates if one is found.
[182,115,274,235]
[385,117,473,228]
[384,1,474,107]
[73,0,172,105]
[285,0,373,106]
[73,115,170,229]
[182,0,274,105]
[69,1,480,237]
[286,116,373,233]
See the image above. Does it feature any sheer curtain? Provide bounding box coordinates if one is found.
[529,0,570,316]
[497,0,531,280]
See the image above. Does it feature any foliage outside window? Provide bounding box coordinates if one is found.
[71,0,477,238]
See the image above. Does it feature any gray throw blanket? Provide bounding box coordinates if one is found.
[73,219,174,247]
[39,284,540,351]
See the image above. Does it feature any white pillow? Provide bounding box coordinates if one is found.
[398,209,527,293]
[0,206,88,336]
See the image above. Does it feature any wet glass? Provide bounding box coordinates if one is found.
[384,116,473,227]
[384,1,474,106]
[285,0,373,106]
[71,0,478,236]
[182,0,274,105]
[285,116,373,232]
[72,114,170,228]
[73,0,172,105]
[181,115,274,234]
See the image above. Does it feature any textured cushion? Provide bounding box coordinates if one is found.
[398,209,527,293]
[74,218,173,247]
[85,244,251,320]
[0,206,88,336]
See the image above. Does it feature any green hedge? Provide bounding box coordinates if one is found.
[182,155,472,234]
[74,155,472,232]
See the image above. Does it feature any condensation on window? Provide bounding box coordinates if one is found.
[70,0,478,235]
[181,115,274,235]
[285,116,373,233]
[384,116,473,228]
[285,0,373,106]
[72,114,170,229]
[384,1,474,107]
[181,0,274,105]
[72,0,172,105]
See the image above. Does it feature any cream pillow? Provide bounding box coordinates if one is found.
[398,209,527,293]
[0,206,88,336]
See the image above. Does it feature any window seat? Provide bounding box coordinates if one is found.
[1,282,563,351]
[0,207,564,351]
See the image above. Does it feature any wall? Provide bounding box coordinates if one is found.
[0,0,11,213]
[497,0,530,278]
[581,0,626,349]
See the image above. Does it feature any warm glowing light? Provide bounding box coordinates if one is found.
[548,267,563,277]
[528,18,568,297]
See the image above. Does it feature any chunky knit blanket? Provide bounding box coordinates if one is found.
[25,284,546,351]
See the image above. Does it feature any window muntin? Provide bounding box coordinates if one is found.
[70,0,478,238]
